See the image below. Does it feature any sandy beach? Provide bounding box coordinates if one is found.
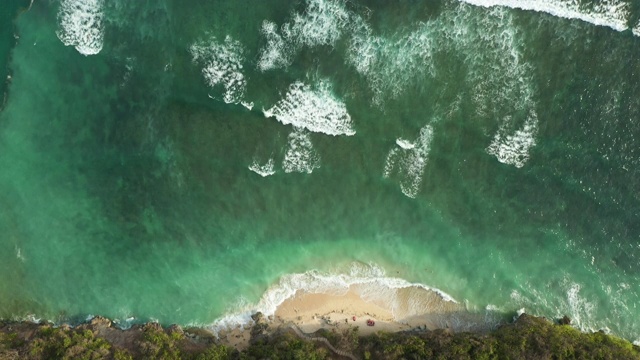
[217,285,466,351]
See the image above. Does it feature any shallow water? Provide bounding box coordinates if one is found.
[1,0,640,342]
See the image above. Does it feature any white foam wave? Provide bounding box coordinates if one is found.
[384,125,434,198]
[282,128,320,174]
[565,283,596,330]
[56,0,104,55]
[257,21,293,71]
[190,36,247,105]
[264,80,355,136]
[510,280,603,334]
[443,5,540,168]
[249,158,276,177]
[458,0,632,34]
[486,111,538,168]
[241,101,254,111]
[15,245,25,262]
[290,0,350,47]
[634,22,640,37]
[257,0,352,71]
[209,262,457,333]
[396,138,415,150]
[345,16,437,104]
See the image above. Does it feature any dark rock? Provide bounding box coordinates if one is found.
[168,324,184,336]
[89,316,112,328]
[183,327,216,343]
[558,316,571,325]
[251,312,267,325]
[143,322,163,333]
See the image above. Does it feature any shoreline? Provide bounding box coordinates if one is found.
[215,284,505,351]
[1,282,638,358]
[1,285,495,353]
[272,285,469,335]
[2,311,639,359]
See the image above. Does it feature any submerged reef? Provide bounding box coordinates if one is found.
[1,313,639,359]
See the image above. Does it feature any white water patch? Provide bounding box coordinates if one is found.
[15,245,25,262]
[257,0,352,71]
[347,4,540,166]
[56,0,104,55]
[486,111,538,168]
[346,15,438,104]
[241,101,254,111]
[396,138,415,150]
[264,80,355,136]
[458,0,632,34]
[633,22,640,37]
[510,281,601,334]
[384,125,434,198]
[446,5,540,167]
[209,262,457,333]
[282,128,320,174]
[565,283,597,330]
[190,36,247,105]
[257,21,293,71]
[289,0,351,47]
[249,158,276,177]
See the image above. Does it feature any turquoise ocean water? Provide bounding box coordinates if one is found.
[2,0,640,342]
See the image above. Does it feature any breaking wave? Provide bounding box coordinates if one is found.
[56,0,104,56]
[458,0,633,34]
[282,128,320,174]
[190,36,248,105]
[209,262,458,333]
[264,80,355,136]
[345,15,437,104]
[257,0,352,71]
[249,158,276,177]
[486,111,539,168]
[257,21,293,72]
[384,125,434,198]
[447,5,539,168]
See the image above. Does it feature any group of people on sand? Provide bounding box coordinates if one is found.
[351,316,375,326]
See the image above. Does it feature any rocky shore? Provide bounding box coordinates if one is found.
[1,313,640,359]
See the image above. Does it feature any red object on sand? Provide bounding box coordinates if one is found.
[366,319,375,326]
[352,316,356,321]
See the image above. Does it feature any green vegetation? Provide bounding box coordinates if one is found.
[358,315,640,360]
[24,327,111,360]
[242,332,328,360]
[1,315,639,360]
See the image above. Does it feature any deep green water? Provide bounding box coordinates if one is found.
[1,0,640,342]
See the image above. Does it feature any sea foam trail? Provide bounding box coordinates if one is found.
[257,0,352,71]
[282,128,320,174]
[190,36,248,105]
[486,111,539,168]
[264,80,355,136]
[209,263,458,333]
[249,158,276,177]
[509,276,635,338]
[446,5,540,168]
[257,21,292,72]
[56,0,105,55]
[346,15,437,105]
[384,125,434,198]
[459,0,633,34]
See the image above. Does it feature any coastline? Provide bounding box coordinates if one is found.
[216,285,468,351]
[3,310,639,359]
[272,285,467,335]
